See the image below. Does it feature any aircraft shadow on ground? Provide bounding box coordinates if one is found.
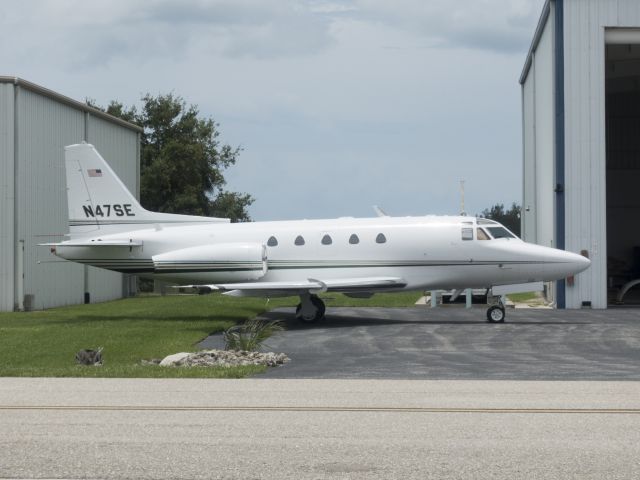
[255,310,587,330]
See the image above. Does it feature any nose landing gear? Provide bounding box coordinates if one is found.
[486,299,506,323]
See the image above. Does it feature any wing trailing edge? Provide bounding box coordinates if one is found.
[174,277,407,297]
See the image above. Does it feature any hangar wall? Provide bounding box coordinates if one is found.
[0,77,141,311]
[522,68,536,243]
[522,5,556,248]
[521,3,557,301]
[522,0,640,309]
[563,0,640,309]
[17,88,86,310]
[0,83,14,311]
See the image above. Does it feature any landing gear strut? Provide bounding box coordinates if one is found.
[296,294,326,323]
[486,297,506,323]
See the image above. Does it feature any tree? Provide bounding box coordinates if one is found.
[478,202,521,237]
[90,94,253,222]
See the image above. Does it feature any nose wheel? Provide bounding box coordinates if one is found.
[486,304,506,323]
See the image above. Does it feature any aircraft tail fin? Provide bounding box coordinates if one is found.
[65,143,228,238]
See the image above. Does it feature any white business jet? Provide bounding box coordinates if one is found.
[46,143,590,323]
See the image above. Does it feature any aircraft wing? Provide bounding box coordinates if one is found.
[177,277,407,297]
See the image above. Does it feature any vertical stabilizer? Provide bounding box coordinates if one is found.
[65,143,228,238]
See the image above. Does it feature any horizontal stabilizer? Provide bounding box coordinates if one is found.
[40,239,143,247]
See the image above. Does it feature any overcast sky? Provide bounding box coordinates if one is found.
[1,0,542,221]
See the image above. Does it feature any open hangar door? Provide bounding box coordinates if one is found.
[606,34,640,305]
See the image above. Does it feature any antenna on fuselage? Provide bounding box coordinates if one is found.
[373,205,388,217]
[459,180,467,216]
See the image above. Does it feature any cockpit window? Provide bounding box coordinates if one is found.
[477,228,490,240]
[477,218,498,225]
[461,228,473,241]
[487,227,515,239]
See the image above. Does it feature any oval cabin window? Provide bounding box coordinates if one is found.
[375,233,387,244]
[294,235,305,246]
[267,236,278,247]
[321,234,332,245]
[349,234,359,245]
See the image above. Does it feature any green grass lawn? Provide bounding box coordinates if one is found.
[0,291,422,378]
[506,291,540,303]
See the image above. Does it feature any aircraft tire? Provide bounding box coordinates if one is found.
[296,296,326,323]
[486,305,506,323]
[311,295,326,317]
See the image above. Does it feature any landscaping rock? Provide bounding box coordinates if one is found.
[159,352,191,367]
[158,349,289,368]
[75,348,103,366]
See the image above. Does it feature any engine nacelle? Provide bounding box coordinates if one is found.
[152,243,267,282]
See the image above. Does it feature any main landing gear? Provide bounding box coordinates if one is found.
[296,293,326,323]
[486,297,506,323]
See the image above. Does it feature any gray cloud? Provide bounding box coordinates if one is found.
[0,0,335,69]
[0,0,539,72]
[351,0,541,54]
[139,0,335,57]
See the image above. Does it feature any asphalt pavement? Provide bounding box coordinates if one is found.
[3,307,640,479]
[1,378,639,479]
[200,306,640,380]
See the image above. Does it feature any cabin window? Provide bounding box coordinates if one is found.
[487,227,515,239]
[321,234,332,245]
[294,235,305,246]
[477,228,490,241]
[461,228,473,241]
[267,236,278,247]
[375,233,387,244]
[349,234,360,245]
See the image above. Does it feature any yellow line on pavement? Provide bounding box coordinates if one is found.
[1,405,639,414]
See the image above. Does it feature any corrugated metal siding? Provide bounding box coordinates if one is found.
[563,0,640,308]
[16,88,86,310]
[533,11,556,249]
[0,83,15,311]
[86,115,140,303]
[521,8,555,248]
[522,67,537,242]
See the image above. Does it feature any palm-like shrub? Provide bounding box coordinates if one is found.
[223,318,284,352]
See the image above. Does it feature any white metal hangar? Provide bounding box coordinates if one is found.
[521,0,640,309]
[0,77,141,311]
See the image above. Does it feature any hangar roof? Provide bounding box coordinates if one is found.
[519,0,552,85]
[0,76,143,133]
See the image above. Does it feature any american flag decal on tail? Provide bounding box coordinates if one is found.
[87,169,102,177]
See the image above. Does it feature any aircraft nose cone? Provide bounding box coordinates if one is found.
[523,244,591,281]
[571,251,590,272]
[561,250,591,276]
